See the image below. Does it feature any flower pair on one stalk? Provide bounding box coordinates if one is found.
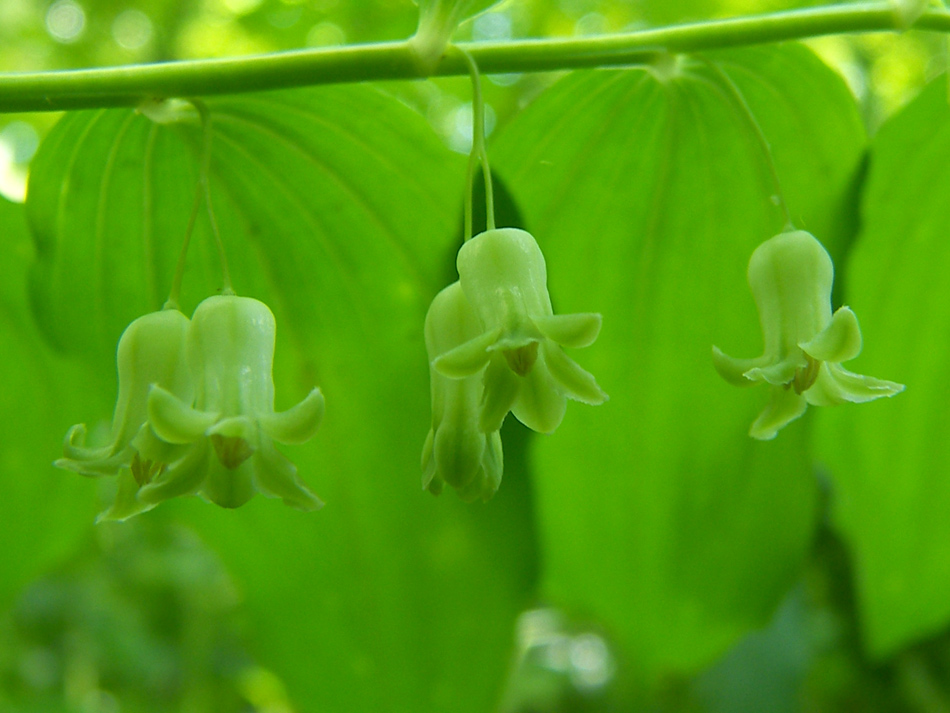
[713,230,904,439]
[57,295,324,520]
[422,228,608,501]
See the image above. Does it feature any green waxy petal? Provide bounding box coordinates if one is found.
[61,423,115,462]
[747,231,835,357]
[189,295,277,416]
[749,386,808,440]
[259,388,325,445]
[423,281,507,501]
[96,469,156,523]
[455,431,503,503]
[432,327,501,378]
[458,228,553,329]
[800,306,863,363]
[207,415,256,441]
[425,282,485,359]
[137,442,210,505]
[421,428,439,493]
[148,385,218,444]
[56,424,129,477]
[104,309,193,459]
[433,415,487,490]
[542,342,608,405]
[130,423,185,466]
[745,356,805,386]
[805,362,905,407]
[511,361,568,434]
[479,357,520,432]
[200,455,256,509]
[482,431,503,495]
[252,439,323,511]
[711,347,770,387]
[534,312,602,348]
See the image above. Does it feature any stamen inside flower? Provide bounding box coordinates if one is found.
[130,451,166,487]
[211,434,254,470]
[504,342,539,377]
[791,354,820,394]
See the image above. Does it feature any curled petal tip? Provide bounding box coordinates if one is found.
[534,312,602,348]
[543,343,607,405]
[799,306,862,363]
[744,358,805,387]
[259,388,325,445]
[712,346,769,387]
[479,359,520,433]
[806,363,905,407]
[432,328,500,378]
[749,387,808,441]
[148,385,217,444]
[252,441,323,511]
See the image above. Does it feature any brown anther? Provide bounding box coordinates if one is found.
[792,354,821,394]
[503,342,539,377]
[130,451,166,486]
[210,434,254,470]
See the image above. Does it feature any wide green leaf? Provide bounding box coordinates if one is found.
[25,86,537,711]
[0,195,108,608]
[816,78,950,658]
[491,44,865,678]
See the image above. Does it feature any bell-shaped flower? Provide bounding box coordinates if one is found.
[422,282,503,502]
[713,230,904,440]
[432,228,607,434]
[56,308,192,481]
[140,295,325,511]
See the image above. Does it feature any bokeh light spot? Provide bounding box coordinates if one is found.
[568,633,613,690]
[306,21,345,47]
[112,9,154,51]
[0,122,40,202]
[222,0,264,16]
[473,12,512,41]
[46,0,86,43]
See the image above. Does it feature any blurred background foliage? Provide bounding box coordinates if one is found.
[2,1,950,712]
[0,0,945,201]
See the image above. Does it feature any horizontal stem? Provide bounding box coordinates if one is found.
[1,2,948,113]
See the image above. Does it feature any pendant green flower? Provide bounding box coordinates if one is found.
[422,281,503,502]
[432,228,607,434]
[713,230,904,440]
[55,308,193,520]
[140,295,325,511]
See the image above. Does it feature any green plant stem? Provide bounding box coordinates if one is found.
[2,3,950,113]
[192,100,234,296]
[460,48,495,241]
[164,99,232,309]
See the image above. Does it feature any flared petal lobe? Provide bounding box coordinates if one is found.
[258,389,325,445]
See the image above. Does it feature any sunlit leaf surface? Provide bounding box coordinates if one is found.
[492,44,865,677]
[25,86,538,712]
[816,78,950,658]
[0,195,109,607]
